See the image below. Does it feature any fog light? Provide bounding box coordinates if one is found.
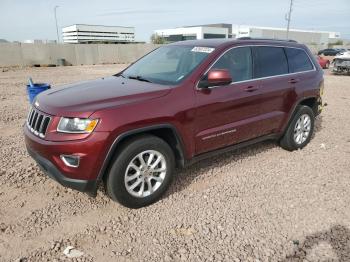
[60,155,80,168]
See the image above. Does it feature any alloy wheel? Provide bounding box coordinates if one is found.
[293,114,311,144]
[124,150,167,198]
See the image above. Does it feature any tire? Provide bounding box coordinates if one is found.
[105,135,175,208]
[280,105,315,151]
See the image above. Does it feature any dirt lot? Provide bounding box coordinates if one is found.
[0,65,349,262]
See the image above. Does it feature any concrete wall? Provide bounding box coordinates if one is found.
[2,42,348,67]
[0,43,159,67]
[0,43,24,66]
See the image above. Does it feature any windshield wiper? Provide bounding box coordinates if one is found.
[115,73,126,78]
[127,75,152,83]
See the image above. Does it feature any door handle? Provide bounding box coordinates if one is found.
[244,86,259,92]
[288,78,299,84]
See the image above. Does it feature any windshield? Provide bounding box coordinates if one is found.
[120,45,213,85]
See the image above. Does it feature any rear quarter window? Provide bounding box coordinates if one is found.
[253,46,289,78]
[285,48,314,73]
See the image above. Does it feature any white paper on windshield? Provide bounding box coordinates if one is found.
[191,47,215,53]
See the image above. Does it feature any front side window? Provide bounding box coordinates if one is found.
[285,48,314,73]
[253,46,289,78]
[211,47,252,82]
[121,45,212,85]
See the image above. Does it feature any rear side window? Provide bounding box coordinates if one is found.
[285,48,314,73]
[253,47,288,78]
[212,47,252,82]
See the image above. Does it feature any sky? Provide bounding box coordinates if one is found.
[0,0,349,42]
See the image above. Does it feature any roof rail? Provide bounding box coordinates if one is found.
[237,37,298,43]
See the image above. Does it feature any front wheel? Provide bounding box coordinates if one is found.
[106,135,175,208]
[280,105,315,151]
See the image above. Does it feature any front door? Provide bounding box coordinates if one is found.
[194,46,263,155]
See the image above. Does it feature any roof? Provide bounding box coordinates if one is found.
[62,24,134,29]
[232,24,339,35]
[169,38,303,48]
[182,23,232,28]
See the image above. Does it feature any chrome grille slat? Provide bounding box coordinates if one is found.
[32,112,39,130]
[38,117,45,133]
[31,111,38,128]
[26,107,51,138]
[33,112,40,130]
[29,111,36,127]
[27,108,34,123]
[35,115,43,132]
[27,110,34,127]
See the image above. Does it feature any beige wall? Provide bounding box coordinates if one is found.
[2,42,347,67]
[0,43,160,67]
[0,43,24,66]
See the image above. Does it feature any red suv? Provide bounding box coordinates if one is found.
[24,39,324,208]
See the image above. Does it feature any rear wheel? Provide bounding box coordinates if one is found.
[106,135,175,208]
[280,105,315,151]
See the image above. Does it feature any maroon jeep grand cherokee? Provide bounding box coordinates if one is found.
[24,39,324,208]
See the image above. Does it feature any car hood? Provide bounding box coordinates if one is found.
[35,76,172,117]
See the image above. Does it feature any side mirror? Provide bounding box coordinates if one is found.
[199,69,232,88]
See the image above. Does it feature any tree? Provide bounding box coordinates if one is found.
[150,34,166,44]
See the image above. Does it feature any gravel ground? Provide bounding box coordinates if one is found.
[0,65,349,262]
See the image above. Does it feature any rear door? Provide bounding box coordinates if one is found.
[252,46,292,134]
[284,47,317,110]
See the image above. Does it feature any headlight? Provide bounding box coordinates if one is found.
[57,117,99,133]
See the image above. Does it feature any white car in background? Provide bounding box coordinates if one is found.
[333,51,350,74]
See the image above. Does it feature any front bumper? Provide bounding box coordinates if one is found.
[27,146,96,194]
[24,126,110,195]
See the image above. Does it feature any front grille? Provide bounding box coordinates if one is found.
[26,107,51,138]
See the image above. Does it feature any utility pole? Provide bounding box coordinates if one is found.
[54,6,60,43]
[285,0,294,39]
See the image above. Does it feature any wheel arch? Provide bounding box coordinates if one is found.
[299,96,319,115]
[93,124,186,194]
[280,96,319,137]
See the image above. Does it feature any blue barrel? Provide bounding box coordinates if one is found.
[26,83,50,104]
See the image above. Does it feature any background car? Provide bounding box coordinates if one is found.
[318,48,345,56]
[316,55,330,69]
[333,51,350,74]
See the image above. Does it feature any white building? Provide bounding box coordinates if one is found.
[23,39,57,44]
[232,25,340,45]
[154,26,229,42]
[62,24,135,44]
[329,32,341,39]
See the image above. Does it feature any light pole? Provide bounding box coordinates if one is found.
[285,0,294,39]
[54,5,60,43]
